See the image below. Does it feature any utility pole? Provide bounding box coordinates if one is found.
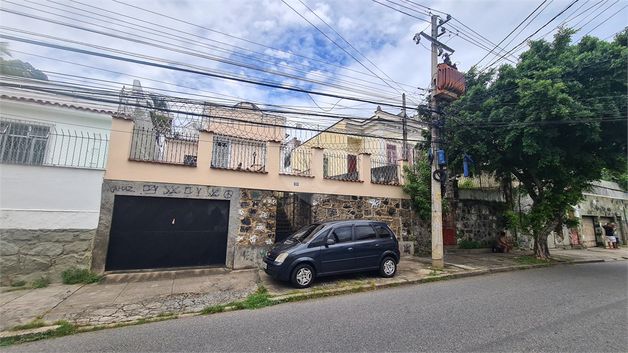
[429,14,444,268]
[414,13,458,269]
[402,93,407,160]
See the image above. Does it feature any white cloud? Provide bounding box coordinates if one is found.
[0,0,622,121]
[338,16,354,31]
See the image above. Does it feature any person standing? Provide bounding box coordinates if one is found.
[602,222,616,249]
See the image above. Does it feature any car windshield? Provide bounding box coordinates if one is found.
[288,223,327,243]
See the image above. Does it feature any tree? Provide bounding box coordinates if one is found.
[442,28,627,259]
[402,149,432,223]
[0,42,48,80]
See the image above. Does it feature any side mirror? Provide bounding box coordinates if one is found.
[326,238,336,246]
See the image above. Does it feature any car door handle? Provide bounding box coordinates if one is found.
[375,244,381,247]
[348,248,353,252]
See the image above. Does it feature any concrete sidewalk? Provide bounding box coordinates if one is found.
[1,247,626,336]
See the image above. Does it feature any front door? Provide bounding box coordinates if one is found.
[320,225,355,274]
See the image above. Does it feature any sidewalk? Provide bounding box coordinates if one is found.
[2,247,626,336]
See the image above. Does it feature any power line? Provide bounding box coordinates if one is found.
[474,0,550,68]
[292,0,407,94]
[0,5,407,101]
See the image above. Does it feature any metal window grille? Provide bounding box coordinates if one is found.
[0,119,50,165]
[0,118,110,169]
[130,126,198,165]
[371,154,400,184]
[280,143,311,176]
[323,151,360,181]
[211,135,266,171]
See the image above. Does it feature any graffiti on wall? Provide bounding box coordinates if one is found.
[109,183,235,199]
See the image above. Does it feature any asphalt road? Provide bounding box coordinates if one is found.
[2,262,626,352]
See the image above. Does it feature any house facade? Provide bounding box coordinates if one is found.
[91,84,425,275]
[0,76,114,285]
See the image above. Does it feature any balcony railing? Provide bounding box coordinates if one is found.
[211,135,267,172]
[370,154,400,184]
[280,145,311,176]
[130,127,198,165]
[323,151,360,181]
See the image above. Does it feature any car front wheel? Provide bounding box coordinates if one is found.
[291,263,314,288]
[379,257,397,278]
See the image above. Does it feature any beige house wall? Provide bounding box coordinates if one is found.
[105,117,409,199]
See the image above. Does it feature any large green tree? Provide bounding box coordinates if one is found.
[442,28,627,259]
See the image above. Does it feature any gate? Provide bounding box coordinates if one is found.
[106,195,230,271]
[275,193,312,243]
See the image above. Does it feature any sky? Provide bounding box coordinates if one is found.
[1,0,626,126]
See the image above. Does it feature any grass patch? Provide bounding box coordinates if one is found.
[32,277,49,289]
[1,321,78,346]
[156,312,175,318]
[11,321,45,331]
[513,256,551,265]
[200,304,225,315]
[11,280,26,288]
[61,269,101,285]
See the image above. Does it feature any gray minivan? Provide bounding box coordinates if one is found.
[263,220,400,288]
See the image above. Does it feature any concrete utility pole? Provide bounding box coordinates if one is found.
[429,14,444,268]
[402,93,407,160]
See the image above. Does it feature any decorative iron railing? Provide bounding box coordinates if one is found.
[280,144,311,176]
[0,118,109,169]
[130,127,198,165]
[211,135,267,171]
[323,151,360,181]
[370,154,400,184]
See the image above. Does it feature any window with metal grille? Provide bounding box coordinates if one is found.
[386,144,397,165]
[0,118,51,165]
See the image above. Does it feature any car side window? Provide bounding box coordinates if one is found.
[309,229,329,247]
[355,225,377,241]
[374,225,392,239]
[332,226,353,243]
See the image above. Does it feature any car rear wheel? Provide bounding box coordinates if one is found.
[291,263,314,288]
[379,257,397,278]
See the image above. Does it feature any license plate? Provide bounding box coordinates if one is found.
[262,262,267,269]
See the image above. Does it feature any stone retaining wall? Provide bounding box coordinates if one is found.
[0,229,94,286]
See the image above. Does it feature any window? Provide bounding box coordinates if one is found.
[348,154,357,173]
[0,118,51,165]
[332,226,353,243]
[386,144,397,165]
[355,225,377,241]
[211,137,231,168]
[374,225,392,239]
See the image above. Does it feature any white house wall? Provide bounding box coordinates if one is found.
[0,98,112,286]
[0,163,104,229]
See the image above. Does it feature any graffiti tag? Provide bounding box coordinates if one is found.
[110,185,135,193]
[143,185,158,194]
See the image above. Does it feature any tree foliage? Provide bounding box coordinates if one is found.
[402,149,432,223]
[442,28,627,258]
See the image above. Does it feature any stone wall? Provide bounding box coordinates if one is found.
[0,229,94,286]
[233,191,427,256]
[451,199,506,247]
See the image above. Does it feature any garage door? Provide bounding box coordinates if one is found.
[105,195,230,271]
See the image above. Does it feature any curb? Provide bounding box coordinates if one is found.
[0,325,61,340]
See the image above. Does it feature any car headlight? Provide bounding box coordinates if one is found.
[275,252,289,264]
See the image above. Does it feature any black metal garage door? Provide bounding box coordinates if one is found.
[105,195,230,271]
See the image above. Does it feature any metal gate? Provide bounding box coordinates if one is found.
[105,195,230,271]
[275,193,312,243]
[581,216,597,248]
